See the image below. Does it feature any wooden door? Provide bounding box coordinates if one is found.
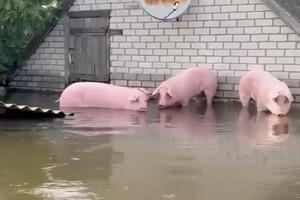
[66,11,110,84]
[69,34,108,82]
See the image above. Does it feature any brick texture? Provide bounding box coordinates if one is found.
[11,0,300,103]
[10,21,65,92]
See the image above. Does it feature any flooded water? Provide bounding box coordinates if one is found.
[1,92,300,200]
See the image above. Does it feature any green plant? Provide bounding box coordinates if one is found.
[0,0,61,83]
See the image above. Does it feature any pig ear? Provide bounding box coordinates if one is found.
[281,82,294,102]
[137,88,151,99]
[151,87,160,97]
[128,94,139,102]
[137,88,149,95]
[288,93,294,102]
[269,91,279,100]
[166,88,174,98]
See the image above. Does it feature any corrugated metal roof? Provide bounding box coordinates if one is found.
[0,101,73,118]
[264,0,300,35]
[275,0,300,23]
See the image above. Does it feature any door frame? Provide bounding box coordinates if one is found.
[63,10,112,86]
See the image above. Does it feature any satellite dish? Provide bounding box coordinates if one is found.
[140,0,192,20]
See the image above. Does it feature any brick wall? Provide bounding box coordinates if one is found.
[11,0,300,102]
[10,21,66,92]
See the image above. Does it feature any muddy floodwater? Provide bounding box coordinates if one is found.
[1,91,300,200]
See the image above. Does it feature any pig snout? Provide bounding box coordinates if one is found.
[139,107,147,112]
[158,98,168,109]
[275,109,290,116]
[159,104,166,109]
[273,110,288,116]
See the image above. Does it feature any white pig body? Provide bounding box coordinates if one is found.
[238,70,294,116]
[152,67,217,108]
[57,82,150,112]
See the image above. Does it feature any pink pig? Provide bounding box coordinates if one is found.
[56,82,150,111]
[151,67,217,108]
[239,70,294,116]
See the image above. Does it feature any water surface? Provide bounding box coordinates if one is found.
[0,92,300,200]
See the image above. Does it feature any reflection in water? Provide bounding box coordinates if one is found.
[0,92,300,200]
[31,131,124,199]
[62,108,146,136]
[0,114,66,179]
[158,104,218,155]
[159,104,216,138]
[0,122,54,199]
[238,108,290,147]
[0,110,126,199]
[19,180,97,200]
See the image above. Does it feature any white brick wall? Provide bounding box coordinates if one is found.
[12,0,300,102]
[10,21,65,91]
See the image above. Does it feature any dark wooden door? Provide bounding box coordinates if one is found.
[69,34,108,82]
[67,12,110,84]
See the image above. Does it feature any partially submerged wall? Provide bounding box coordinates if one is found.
[11,0,300,102]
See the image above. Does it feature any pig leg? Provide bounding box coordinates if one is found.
[239,92,251,107]
[194,97,201,104]
[205,95,214,106]
[194,94,203,104]
[203,89,215,105]
[180,99,190,106]
[256,101,267,112]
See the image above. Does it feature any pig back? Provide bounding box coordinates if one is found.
[239,70,275,97]
[195,68,217,88]
[61,82,134,108]
[181,67,217,94]
[83,82,137,108]
[178,67,214,88]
